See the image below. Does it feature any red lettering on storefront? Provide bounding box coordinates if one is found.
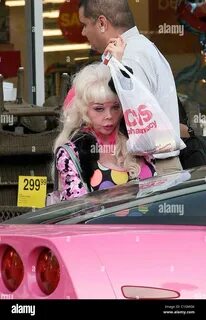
[58,2,86,43]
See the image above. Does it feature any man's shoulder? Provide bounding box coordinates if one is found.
[123,27,164,58]
[122,40,153,66]
[125,35,155,53]
[123,27,152,46]
[123,35,168,70]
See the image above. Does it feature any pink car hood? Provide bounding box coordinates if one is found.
[0,224,205,299]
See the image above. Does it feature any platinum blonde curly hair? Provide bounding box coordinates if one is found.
[54,62,140,179]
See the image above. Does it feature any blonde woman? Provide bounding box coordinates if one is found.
[54,62,155,201]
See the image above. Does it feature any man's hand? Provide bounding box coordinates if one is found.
[104,36,126,61]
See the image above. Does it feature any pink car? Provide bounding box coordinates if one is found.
[0,167,206,299]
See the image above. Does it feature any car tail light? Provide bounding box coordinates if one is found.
[1,246,24,292]
[36,248,60,295]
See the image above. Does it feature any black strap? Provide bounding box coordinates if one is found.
[178,97,195,137]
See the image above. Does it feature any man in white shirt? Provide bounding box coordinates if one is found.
[78,0,183,175]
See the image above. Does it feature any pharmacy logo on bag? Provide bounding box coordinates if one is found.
[139,178,167,190]
[124,104,157,134]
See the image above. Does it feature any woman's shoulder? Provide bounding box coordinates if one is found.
[71,129,97,145]
[71,129,98,158]
[56,141,78,159]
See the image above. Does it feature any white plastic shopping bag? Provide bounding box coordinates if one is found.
[108,57,186,156]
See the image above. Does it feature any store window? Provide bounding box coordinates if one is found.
[43,0,100,99]
[1,0,25,99]
[1,0,100,105]
[147,0,205,134]
[2,0,206,132]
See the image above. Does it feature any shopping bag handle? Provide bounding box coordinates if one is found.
[108,57,152,94]
[108,57,134,78]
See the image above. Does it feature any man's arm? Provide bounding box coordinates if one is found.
[180,123,190,138]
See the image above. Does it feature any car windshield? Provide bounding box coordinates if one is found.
[3,167,206,226]
[58,184,206,225]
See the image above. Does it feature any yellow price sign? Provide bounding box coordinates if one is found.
[17,176,47,208]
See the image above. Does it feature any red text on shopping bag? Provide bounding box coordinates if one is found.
[124,104,157,135]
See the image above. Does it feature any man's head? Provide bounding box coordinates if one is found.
[79,0,135,53]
